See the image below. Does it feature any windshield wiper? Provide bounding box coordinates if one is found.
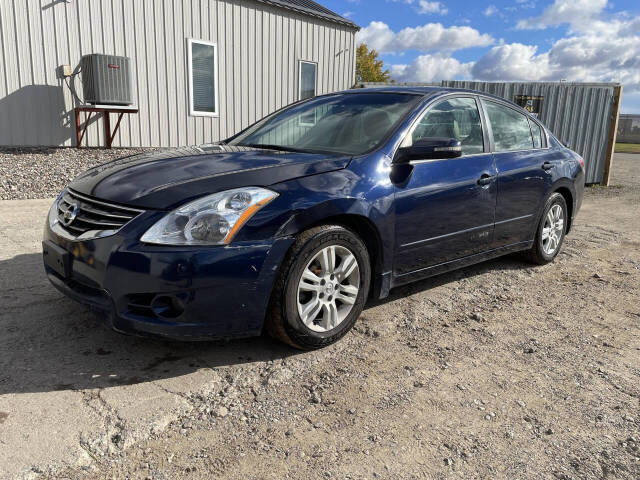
[239,143,313,153]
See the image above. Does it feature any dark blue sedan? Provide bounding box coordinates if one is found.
[43,87,585,349]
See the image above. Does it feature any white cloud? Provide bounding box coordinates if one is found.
[471,16,640,94]
[471,43,551,81]
[388,0,448,15]
[392,24,493,52]
[484,5,498,17]
[516,0,608,30]
[392,54,473,82]
[417,1,448,15]
[549,32,639,69]
[390,64,410,79]
[357,21,494,54]
[356,21,397,52]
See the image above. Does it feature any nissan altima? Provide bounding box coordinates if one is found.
[43,87,585,349]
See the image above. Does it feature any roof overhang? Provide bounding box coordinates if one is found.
[254,0,360,30]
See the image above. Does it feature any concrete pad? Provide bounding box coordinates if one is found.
[0,199,248,477]
[98,382,192,448]
[0,391,100,479]
[0,199,52,257]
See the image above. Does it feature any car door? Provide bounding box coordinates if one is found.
[393,96,497,275]
[480,100,553,247]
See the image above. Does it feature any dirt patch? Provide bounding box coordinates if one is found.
[20,154,640,479]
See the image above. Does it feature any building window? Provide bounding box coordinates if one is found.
[299,61,317,101]
[188,39,218,117]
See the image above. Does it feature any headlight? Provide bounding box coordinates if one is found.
[140,187,278,245]
[47,190,65,228]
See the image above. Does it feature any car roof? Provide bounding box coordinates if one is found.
[343,86,539,120]
[346,86,506,101]
[347,86,447,95]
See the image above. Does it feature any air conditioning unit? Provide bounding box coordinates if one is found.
[80,54,133,105]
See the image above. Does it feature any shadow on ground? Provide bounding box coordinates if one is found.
[0,251,531,396]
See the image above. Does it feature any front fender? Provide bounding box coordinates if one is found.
[274,166,395,268]
[232,155,397,298]
[277,197,381,237]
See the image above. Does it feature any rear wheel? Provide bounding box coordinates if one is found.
[266,225,371,350]
[525,192,568,265]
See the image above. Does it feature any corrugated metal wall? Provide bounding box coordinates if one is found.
[443,81,619,184]
[0,0,357,148]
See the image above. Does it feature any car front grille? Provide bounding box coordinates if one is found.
[57,189,144,237]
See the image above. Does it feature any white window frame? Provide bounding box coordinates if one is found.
[187,38,219,117]
[298,60,318,101]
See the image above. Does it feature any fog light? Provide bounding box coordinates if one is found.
[151,295,185,319]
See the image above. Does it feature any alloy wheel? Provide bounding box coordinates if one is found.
[542,204,564,255]
[296,245,360,333]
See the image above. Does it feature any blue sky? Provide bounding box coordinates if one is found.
[321,0,640,112]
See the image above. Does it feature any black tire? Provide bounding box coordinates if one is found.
[266,225,371,350]
[525,192,568,265]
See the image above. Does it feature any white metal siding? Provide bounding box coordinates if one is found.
[0,0,357,147]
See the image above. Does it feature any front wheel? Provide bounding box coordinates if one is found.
[525,192,568,265]
[266,225,371,350]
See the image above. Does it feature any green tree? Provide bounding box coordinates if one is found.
[355,44,391,83]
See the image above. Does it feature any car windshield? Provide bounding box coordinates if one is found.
[228,93,420,155]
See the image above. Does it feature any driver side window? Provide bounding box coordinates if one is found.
[410,97,484,155]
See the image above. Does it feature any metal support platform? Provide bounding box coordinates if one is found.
[74,105,139,148]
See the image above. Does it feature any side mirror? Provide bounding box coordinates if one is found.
[395,137,462,163]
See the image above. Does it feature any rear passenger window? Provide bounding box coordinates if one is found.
[530,119,543,148]
[483,101,533,152]
[411,97,484,155]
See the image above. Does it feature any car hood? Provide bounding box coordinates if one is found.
[69,145,351,209]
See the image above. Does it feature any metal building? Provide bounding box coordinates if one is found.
[0,0,358,148]
[618,114,640,144]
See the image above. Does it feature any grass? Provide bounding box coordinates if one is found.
[615,143,640,153]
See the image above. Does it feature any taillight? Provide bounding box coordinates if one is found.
[577,156,585,169]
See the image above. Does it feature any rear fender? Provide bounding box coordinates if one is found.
[531,178,576,238]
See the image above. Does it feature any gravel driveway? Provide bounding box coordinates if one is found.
[0,154,638,480]
[0,147,153,200]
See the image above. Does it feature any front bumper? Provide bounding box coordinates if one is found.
[43,216,294,340]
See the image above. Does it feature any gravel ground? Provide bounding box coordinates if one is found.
[0,154,638,480]
[0,147,153,200]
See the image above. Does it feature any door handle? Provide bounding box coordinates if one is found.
[477,174,495,186]
[542,162,554,171]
